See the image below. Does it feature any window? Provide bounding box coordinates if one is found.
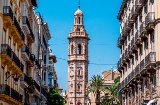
[150,33,154,42]
[131,28,134,36]
[13,44,15,52]
[132,58,134,65]
[135,19,138,29]
[128,62,130,68]
[78,44,81,54]
[145,79,150,89]
[2,28,6,44]
[145,40,148,49]
[44,55,46,64]
[78,70,80,75]
[128,32,130,41]
[71,45,74,54]
[44,72,46,82]
[78,17,80,24]
[144,2,148,14]
[135,52,138,61]
[139,11,142,22]
[8,36,11,47]
[139,47,143,55]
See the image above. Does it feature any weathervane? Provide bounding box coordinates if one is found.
[78,0,80,8]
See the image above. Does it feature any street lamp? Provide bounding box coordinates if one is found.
[5,71,19,85]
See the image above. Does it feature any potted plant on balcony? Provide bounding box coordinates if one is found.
[27,77,36,105]
[27,77,35,93]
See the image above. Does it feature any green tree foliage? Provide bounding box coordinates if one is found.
[47,88,66,105]
[87,75,104,105]
[101,76,120,105]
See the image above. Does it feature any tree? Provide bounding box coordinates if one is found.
[87,75,104,105]
[47,88,66,105]
[101,76,120,105]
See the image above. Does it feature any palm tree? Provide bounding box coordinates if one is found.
[101,76,120,105]
[87,75,104,105]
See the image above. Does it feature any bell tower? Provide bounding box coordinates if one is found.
[68,4,90,105]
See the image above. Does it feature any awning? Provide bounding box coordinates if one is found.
[147,99,156,105]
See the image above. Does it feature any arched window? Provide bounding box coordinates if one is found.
[78,17,80,24]
[78,44,81,54]
[77,84,80,91]
[77,102,82,105]
[71,45,74,54]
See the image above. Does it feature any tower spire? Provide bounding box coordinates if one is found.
[78,0,80,8]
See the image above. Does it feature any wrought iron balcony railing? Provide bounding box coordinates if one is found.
[135,64,140,76]
[140,59,145,72]
[140,22,146,34]
[3,6,13,20]
[120,53,156,90]
[34,80,40,92]
[145,52,156,67]
[12,51,21,68]
[0,84,22,103]
[35,59,41,69]
[41,87,48,98]
[1,44,12,57]
[1,44,23,71]
[3,6,25,42]
[145,12,155,27]
[0,84,10,96]
[131,37,135,47]
[22,16,35,41]
[13,16,25,41]
[22,45,30,57]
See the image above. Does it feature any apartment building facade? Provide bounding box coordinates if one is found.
[0,0,55,105]
[117,0,159,104]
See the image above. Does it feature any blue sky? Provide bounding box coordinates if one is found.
[36,0,122,91]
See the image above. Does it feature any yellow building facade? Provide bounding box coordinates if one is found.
[0,0,25,104]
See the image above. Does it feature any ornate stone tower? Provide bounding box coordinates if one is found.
[68,5,90,105]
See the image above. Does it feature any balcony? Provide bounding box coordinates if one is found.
[22,45,35,66]
[123,21,131,34]
[125,49,130,62]
[135,30,142,46]
[139,0,147,5]
[34,80,40,92]
[3,6,25,48]
[117,37,123,48]
[145,12,155,30]
[41,87,48,98]
[1,44,23,75]
[128,13,134,26]
[140,59,145,72]
[131,37,137,52]
[131,5,138,20]
[22,16,35,43]
[135,0,143,13]
[140,22,147,39]
[135,64,140,76]
[1,44,12,66]
[128,44,133,58]
[0,84,22,104]
[20,75,29,88]
[35,59,41,70]
[121,28,127,38]
[145,52,156,69]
